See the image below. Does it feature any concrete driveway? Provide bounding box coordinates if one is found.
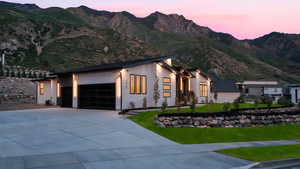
[0,108,250,169]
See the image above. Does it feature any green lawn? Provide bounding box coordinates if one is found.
[217,144,300,162]
[129,104,300,144]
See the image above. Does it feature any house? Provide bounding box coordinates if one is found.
[33,56,212,110]
[285,84,300,104]
[237,81,283,103]
[210,79,240,103]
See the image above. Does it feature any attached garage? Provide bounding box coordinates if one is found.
[78,83,116,110]
[61,87,72,107]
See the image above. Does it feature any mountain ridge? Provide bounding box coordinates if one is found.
[0,1,299,82]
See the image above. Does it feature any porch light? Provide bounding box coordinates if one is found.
[57,83,61,97]
[72,74,78,98]
[116,77,121,98]
[156,63,162,73]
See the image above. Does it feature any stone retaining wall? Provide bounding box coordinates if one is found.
[155,107,300,128]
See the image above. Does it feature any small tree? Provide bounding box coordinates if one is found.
[233,98,240,110]
[161,99,168,113]
[190,95,196,113]
[223,102,231,112]
[153,78,160,106]
[254,99,260,109]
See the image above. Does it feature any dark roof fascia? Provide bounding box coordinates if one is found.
[53,56,172,76]
[188,68,210,80]
[242,84,282,88]
[31,76,57,82]
[158,62,177,73]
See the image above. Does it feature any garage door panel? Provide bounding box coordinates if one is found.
[79,83,116,110]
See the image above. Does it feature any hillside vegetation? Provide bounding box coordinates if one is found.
[1,1,300,82]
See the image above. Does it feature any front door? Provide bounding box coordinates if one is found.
[61,87,72,108]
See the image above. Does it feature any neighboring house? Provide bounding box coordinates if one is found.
[33,56,211,110]
[210,79,240,103]
[237,81,283,103]
[286,84,300,104]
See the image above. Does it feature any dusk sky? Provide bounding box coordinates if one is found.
[5,0,300,39]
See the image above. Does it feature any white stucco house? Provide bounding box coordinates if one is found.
[237,81,283,103]
[33,56,212,110]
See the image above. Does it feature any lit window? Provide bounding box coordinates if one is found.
[200,83,208,97]
[141,76,147,94]
[130,75,135,94]
[163,78,171,83]
[39,82,45,95]
[136,75,141,94]
[130,75,147,94]
[163,77,171,98]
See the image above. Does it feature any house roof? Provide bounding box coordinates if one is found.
[241,84,282,88]
[211,79,240,93]
[53,56,172,75]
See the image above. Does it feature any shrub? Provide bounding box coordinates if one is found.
[262,96,273,108]
[161,99,168,113]
[142,97,147,108]
[45,100,52,105]
[278,96,292,106]
[223,102,231,112]
[176,97,181,113]
[129,102,135,109]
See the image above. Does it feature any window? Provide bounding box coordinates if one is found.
[163,77,171,97]
[200,83,208,97]
[39,82,45,95]
[130,75,147,94]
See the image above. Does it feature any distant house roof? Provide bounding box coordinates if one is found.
[53,56,172,75]
[211,79,240,93]
[241,84,282,88]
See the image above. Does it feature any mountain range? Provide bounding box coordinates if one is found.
[1,1,300,82]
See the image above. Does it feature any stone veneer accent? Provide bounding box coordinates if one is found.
[155,107,300,128]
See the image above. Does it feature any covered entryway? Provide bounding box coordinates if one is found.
[61,87,73,107]
[78,83,116,110]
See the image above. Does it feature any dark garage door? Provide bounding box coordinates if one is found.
[79,83,116,110]
[61,87,73,108]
